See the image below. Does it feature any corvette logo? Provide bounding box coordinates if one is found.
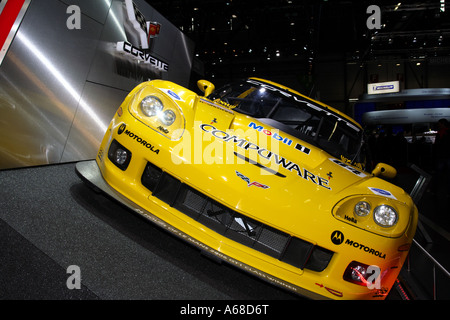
[116,0,168,71]
[235,171,269,189]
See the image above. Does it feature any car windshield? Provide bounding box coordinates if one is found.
[209,78,365,167]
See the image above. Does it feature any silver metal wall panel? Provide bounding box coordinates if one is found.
[0,0,195,169]
[0,0,102,169]
[59,0,112,25]
[86,0,145,91]
[60,82,128,163]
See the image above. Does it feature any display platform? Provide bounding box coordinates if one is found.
[2,162,445,300]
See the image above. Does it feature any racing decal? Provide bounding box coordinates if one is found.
[159,88,182,101]
[246,79,361,133]
[118,123,127,135]
[247,122,312,156]
[235,171,269,189]
[341,155,365,170]
[368,187,397,200]
[325,287,344,297]
[330,230,386,259]
[295,143,311,155]
[199,98,234,114]
[329,158,367,178]
[330,230,344,245]
[201,124,331,190]
[344,215,358,224]
[314,283,343,298]
[167,90,181,100]
[117,123,160,154]
[157,125,169,134]
[97,147,105,162]
[248,122,293,146]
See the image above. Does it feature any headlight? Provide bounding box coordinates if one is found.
[354,201,371,217]
[141,96,163,117]
[160,109,176,126]
[373,205,398,227]
[129,87,186,141]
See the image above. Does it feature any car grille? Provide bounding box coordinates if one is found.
[141,161,333,272]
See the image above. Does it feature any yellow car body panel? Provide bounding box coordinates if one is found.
[82,78,418,300]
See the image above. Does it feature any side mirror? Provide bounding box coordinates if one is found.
[197,80,215,97]
[371,163,397,179]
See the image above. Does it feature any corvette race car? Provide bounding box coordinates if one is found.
[76,77,418,299]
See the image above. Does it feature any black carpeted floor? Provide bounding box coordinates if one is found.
[0,162,300,300]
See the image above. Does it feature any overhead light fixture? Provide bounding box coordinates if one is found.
[394,2,401,10]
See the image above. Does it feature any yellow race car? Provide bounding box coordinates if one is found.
[76,77,418,299]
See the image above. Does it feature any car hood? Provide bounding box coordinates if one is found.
[154,83,413,239]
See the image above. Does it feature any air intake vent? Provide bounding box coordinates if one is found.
[141,162,333,272]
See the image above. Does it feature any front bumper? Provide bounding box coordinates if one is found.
[75,160,328,299]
